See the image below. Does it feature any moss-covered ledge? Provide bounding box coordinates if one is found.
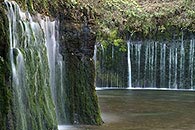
[0,4,11,130]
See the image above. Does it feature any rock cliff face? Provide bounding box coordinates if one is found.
[0,0,102,130]
[0,4,11,130]
[52,0,102,125]
[59,15,102,124]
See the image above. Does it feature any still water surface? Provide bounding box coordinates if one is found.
[59,90,195,130]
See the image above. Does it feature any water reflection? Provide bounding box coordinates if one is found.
[59,90,195,130]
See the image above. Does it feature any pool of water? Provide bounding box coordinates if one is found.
[59,90,195,130]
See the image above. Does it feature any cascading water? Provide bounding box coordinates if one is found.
[179,34,185,88]
[160,43,166,88]
[95,42,128,88]
[96,35,195,90]
[135,43,141,86]
[40,18,66,124]
[128,37,195,89]
[5,0,65,129]
[144,42,149,87]
[189,39,195,89]
[127,41,132,88]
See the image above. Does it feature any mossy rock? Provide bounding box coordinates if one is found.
[0,4,11,130]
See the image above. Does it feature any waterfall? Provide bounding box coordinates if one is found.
[148,42,155,87]
[135,43,141,86]
[154,42,158,87]
[5,1,65,129]
[132,38,195,89]
[148,43,152,86]
[168,45,172,89]
[40,18,57,101]
[127,41,132,88]
[95,40,129,88]
[189,39,195,89]
[160,43,166,88]
[93,44,97,87]
[93,44,97,64]
[179,34,185,89]
[96,36,195,90]
[151,42,155,87]
[94,43,104,87]
[111,45,115,87]
[174,47,178,89]
[144,42,149,87]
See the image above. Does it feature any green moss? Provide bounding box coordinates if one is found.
[0,5,11,130]
[64,53,103,125]
[22,47,58,130]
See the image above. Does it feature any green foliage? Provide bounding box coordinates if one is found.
[114,39,123,47]
[97,28,125,51]
[79,0,195,46]
[12,0,195,45]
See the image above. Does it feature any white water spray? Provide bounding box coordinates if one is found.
[127,41,132,88]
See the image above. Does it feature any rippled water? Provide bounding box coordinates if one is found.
[59,90,195,130]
